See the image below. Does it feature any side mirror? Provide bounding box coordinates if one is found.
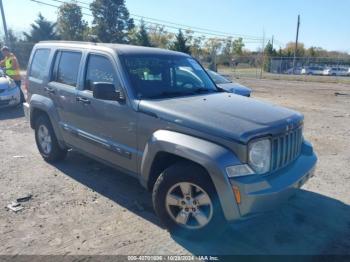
[92,82,125,102]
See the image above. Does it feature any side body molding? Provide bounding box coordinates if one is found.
[29,94,65,148]
[140,130,242,221]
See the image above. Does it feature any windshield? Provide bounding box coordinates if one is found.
[206,70,231,84]
[122,55,218,99]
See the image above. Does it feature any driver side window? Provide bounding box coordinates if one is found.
[175,67,204,89]
[85,54,118,91]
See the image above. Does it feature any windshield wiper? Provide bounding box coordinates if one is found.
[193,88,217,93]
[148,91,196,99]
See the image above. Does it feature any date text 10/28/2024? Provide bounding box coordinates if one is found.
[127,256,219,261]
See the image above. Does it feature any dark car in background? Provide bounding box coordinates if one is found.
[206,69,252,97]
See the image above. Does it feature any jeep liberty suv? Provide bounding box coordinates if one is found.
[24,41,317,235]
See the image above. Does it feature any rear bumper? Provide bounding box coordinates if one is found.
[228,140,317,220]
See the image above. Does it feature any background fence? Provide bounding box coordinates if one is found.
[268,56,350,74]
[214,55,350,83]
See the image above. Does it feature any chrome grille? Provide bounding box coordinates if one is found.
[271,126,303,172]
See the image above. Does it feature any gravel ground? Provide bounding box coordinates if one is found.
[0,79,349,256]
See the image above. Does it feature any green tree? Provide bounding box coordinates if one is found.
[264,41,276,56]
[57,2,87,41]
[135,20,152,47]
[171,29,191,54]
[232,37,245,55]
[263,41,276,72]
[90,0,134,43]
[23,13,58,42]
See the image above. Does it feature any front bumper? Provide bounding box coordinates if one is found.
[229,140,317,219]
[0,87,21,108]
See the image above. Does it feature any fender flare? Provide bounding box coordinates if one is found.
[29,94,66,148]
[140,130,242,221]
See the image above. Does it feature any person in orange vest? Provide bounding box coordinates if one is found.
[0,46,21,88]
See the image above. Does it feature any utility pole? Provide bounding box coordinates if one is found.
[292,15,300,74]
[260,29,265,79]
[271,35,274,50]
[0,0,9,47]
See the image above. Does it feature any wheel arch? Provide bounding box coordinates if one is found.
[29,94,66,149]
[140,130,242,221]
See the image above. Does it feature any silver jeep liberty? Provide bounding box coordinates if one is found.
[23,41,317,236]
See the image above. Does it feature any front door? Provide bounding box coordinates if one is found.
[74,53,138,173]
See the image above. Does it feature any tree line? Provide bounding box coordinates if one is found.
[2,0,349,69]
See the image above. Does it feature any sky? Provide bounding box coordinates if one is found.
[2,0,350,53]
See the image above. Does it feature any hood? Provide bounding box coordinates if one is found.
[139,93,303,144]
[217,82,252,96]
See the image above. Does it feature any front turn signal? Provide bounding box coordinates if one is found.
[232,186,241,205]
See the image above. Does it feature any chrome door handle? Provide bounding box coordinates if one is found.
[76,97,91,104]
[44,87,55,94]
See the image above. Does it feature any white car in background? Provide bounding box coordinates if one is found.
[301,66,324,75]
[323,67,350,76]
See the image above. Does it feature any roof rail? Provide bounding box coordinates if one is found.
[39,40,97,45]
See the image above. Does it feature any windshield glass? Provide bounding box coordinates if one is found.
[207,70,231,84]
[122,55,217,99]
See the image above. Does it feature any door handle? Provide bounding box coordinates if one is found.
[76,97,91,104]
[44,87,56,94]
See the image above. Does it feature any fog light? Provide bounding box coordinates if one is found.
[226,165,255,178]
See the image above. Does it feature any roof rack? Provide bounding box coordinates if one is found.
[39,40,97,45]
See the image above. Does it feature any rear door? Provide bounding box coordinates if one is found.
[27,48,52,98]
[74,52,138,173]
[47,50,83,146]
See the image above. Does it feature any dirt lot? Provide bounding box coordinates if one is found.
[0,79,349,255]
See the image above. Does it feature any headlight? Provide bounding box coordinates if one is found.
[8,79,17,89]
[248,139,271,174]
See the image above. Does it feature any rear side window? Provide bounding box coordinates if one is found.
[52,51,82,87]
[29,49,51,80]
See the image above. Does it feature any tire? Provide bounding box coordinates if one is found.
[152,161,226,238]
[34,114,67,163]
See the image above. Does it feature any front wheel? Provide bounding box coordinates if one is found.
[152,162,226,237]
[34,115,67,163]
